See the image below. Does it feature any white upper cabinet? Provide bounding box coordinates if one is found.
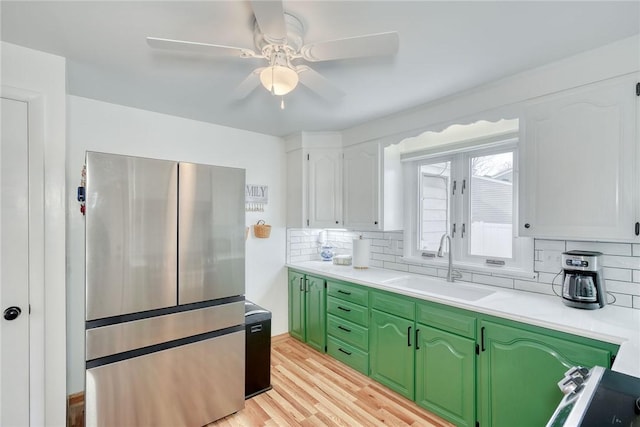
[519,75,639,241]
[343,143,379,229]
[308,148,343,228]
[343,142,402,231]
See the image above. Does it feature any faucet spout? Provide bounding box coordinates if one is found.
[437,233,460,282]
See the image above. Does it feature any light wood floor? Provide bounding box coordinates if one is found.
[209,334,454,427]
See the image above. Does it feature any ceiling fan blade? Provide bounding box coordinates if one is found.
[300,31,399,62]
[232,68,264,100]
[147,37,257,58]
[296,65,345,101]
[250,1,287,42]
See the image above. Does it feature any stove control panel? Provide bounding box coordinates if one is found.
[547,366,640,427]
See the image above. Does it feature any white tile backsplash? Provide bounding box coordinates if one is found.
[566,241,632,256]
[286,229,640,310]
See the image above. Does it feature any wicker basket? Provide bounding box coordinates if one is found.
[254,220,272,238]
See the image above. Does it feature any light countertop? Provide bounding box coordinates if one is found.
[287,261,640,378]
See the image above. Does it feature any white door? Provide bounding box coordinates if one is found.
[1,97,31,426]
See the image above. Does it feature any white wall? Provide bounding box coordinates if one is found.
[66,96,288,393]
[342,35,640,146]
[1,42,67,427]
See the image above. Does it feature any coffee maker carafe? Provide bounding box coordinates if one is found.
[561,251,607,310]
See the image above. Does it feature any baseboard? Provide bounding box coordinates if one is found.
[67,392,84,427]
[271,332,290,343]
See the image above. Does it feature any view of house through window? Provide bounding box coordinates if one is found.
[420,161,450,251]
[469,152,513,258]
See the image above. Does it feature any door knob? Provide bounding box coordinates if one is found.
[3,306,21,321]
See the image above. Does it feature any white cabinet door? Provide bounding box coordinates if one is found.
[343,143,380,230]
[308,148,342,228]
[520,75,638,241]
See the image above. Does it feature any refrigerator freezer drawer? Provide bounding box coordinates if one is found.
[85,152,178,320]
[85,330,245,427]
[178,163,246,304]
[86,301,244,361]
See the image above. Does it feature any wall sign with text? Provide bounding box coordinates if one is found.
[245,184,268,212]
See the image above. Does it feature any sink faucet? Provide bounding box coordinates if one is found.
[437,233,462,282]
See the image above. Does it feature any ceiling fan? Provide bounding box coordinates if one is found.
[147,0,399,107]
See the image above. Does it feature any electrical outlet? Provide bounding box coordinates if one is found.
[535,250,564,273]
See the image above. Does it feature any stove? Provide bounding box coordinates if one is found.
[547,366,640,426]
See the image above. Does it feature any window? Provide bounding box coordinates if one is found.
[405,139,532,273]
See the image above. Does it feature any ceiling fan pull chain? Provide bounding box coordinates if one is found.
[271,65,275,95]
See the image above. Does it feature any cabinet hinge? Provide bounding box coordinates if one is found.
[636,82,640,96]
[475,344,480,355]
[324,282,327,288]
[610,354,616,367]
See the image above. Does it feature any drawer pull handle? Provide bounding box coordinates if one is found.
[338,306,351,312]
[337,290,352,295]
[338,325,351,333]
[338,348,352,356]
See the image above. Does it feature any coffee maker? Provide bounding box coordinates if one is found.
[561,250,607,309]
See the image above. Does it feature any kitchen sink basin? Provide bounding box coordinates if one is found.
[382,276,495,301]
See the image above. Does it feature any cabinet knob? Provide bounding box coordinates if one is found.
[524,223,531,229]
[374,221,378,225]
[336,221,339,224]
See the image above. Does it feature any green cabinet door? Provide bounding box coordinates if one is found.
[305,274,326,352]
[479,320,613,427]
[369,309,415,399]
[288,270,305,341]
[415,325,476,427]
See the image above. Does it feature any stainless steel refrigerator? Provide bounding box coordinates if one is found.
[84,152,246,426]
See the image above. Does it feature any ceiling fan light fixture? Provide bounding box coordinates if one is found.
[259,65,299,96]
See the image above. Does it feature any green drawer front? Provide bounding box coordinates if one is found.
[327,314,369,351]
[327,296,369,327]
[327,280,369,306]
[371,291,415,320]
[416,302,476,339]
[327,336,369,375]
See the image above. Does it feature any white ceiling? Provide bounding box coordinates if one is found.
[2,1,639,137]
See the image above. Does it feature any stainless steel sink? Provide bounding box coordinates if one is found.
[382,276,495,301]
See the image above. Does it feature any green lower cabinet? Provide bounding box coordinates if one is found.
[478,320,615,427]
[305,275,326,352]
[287,270,326,352]
[415,325,476,427]
[369,309,415,399]
[288,270,305,342]
[289,270,621,427]
[327,336,369,375]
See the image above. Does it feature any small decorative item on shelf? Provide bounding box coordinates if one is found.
[253,220,271,238]
[333,254,352,266]
[319,245,334,262]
